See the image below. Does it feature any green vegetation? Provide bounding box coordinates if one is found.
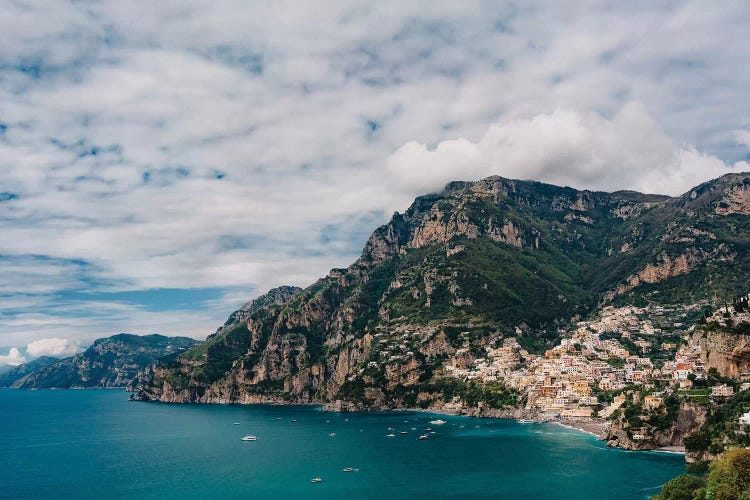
[685,390,750,455]
[653,448,750,500]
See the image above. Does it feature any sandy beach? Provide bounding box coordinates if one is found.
[554,419,609,439]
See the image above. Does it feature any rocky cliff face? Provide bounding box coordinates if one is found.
[693,329,750,379]
[137,173,750,407]
[605,401,708,452]
[14,334,199,389]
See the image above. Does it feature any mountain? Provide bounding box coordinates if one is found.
[137,173,750,407]
[0,356,59,387]
[14,334,199,389]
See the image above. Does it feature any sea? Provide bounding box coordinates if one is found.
[0,389,684,499]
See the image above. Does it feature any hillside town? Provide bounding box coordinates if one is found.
[442,300,750,430]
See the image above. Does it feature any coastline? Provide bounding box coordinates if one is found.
[139,395,688,456]
[552,419,608,439]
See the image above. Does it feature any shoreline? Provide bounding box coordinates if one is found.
[551,419,608,439]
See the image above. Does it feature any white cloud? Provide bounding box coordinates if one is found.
[25,338,81,358]
[1,1,750,347]
[387,104,750,196]
[736,130,750,150]
[0,347,26,367]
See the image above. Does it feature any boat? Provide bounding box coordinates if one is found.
[399,431,408,435]
[417,435,429,440]
[386,433,395,437]
[233,422,240,425]
[241,436,257,441]
[311,478,322,483]
[429,419,447,425]
[342,467,354,472]
[329,433,336,437]
[424,428,432,432]
[291,419,297,423]
[518,419,535,423]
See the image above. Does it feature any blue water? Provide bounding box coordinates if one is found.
[0,390,683,499]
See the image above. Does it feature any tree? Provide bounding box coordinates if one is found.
[705,448,750,500]
[651,474,705,500]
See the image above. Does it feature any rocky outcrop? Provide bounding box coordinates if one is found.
[693,329,750,379]
[605,401,707,451]
[212,286,303,337]
[614,250,703,297]
[715,183,750,215]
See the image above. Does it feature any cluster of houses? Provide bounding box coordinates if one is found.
[443,304,719,421]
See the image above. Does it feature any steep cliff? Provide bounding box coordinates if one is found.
[693,329,750,379]
[605,401,708,452]
[137,173,750,407]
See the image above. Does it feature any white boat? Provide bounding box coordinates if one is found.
[417,435,429,440]
[429,419,447,425]
[342,467,354,472]
[329,432,336,437]
[399,431,408,435]
[241,436,257,441]
[386,433,395,437]
[311,478,322,483]
[518,419,535,424]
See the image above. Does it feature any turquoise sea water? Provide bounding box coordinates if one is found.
[0,389,683,499]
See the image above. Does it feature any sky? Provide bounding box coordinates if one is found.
[1,1,750,365]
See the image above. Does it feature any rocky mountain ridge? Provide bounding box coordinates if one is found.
[13,334,199,389]
[136,173,750,411]
[0,356,59,388]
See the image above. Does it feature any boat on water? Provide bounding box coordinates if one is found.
[233,422,240,425]
[241,436,257,441]
[386,433,395,437]
[399,431,408,435]
[429,419,447,425]
[311,478,322,483]
[417,435,429,440]
[518,419,536,423]
[329,433,336,437]
[291,419,297,423]
[342,468,354,472]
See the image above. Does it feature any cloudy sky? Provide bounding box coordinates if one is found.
[1,1,749,364]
